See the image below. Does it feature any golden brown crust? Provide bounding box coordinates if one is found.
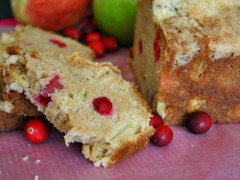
[82,127,155,167]
[133,0,240,125]
[159,55,240,125]
[107,128,155,167]
[0,111,28,131]
[159,31,240,125]
[3,92,41,116]
[6,45,21,55]
[65,53,121,74]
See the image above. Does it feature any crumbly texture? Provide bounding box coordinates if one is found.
[132,0,240,125]
[0,25,94,131]
[1,44,155,167]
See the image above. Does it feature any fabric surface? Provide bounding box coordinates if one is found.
[0,24,240,180]
[1,125,240,180]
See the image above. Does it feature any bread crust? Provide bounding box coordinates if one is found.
[0,111,28,131]
[82,127,155,167]
[132,0,240,125]
[3,92,41,116]
[106,127,155,167]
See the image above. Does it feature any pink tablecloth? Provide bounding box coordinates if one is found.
[0,25,240,180]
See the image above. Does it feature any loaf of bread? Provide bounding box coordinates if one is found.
[132,0,240,125]
[0,25,94,131]
[1,43,154,167]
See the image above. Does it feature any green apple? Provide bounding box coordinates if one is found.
[93,0,137,46]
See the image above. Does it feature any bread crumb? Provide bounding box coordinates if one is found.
[35,160,41,164]
[0,101,15,113]
[35,175,39,180]
[8,55,18,64]
[22,155,29,161]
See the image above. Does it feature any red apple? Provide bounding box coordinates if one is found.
[10,0,90,31]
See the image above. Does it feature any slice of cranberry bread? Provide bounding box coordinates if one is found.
[1,25,94,59]
[0,25,94,131]
[2,44,155,167]
[132,0,240,125]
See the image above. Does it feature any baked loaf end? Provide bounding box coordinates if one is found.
[2,44,155,167]
[132,0,240,125]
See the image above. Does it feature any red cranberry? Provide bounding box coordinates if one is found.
[89,40,105,57]
[34,75,64,107]
[151,125,173,147]
[44,75,64,94]
[49,38,66,48]
[34,94,52,107]
[63,27,82,40]
[149,113,163,129]
[102,37,118,52]
[92,96,113,116]
[153,32,160,63]
[187,112,212,134]
[85,32,101,44]
[24,118,51,144]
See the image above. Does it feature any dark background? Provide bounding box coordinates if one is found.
[0,1,13,19]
